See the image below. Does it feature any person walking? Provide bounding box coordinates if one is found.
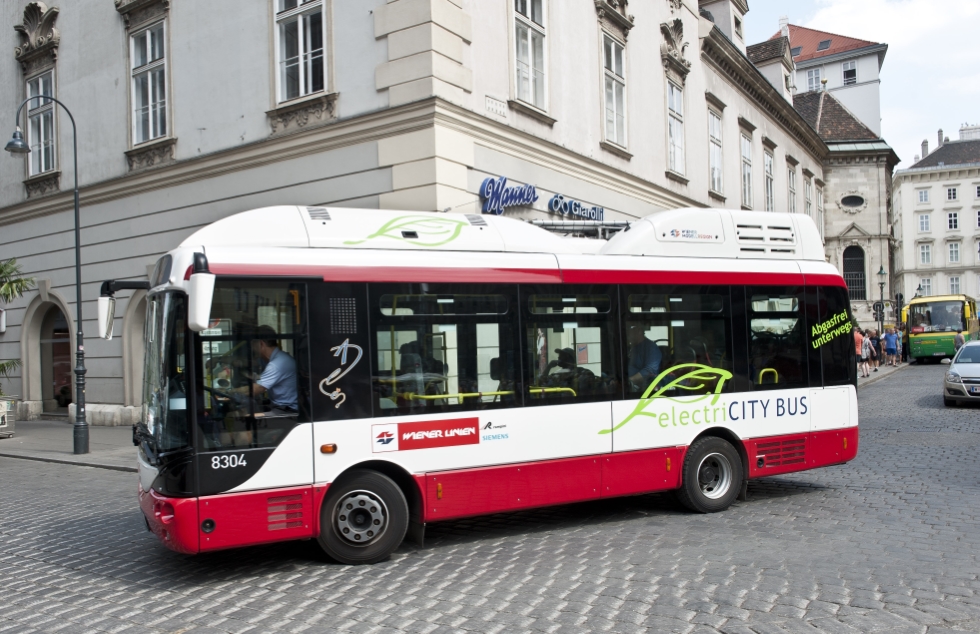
[860,329,873,378]
[955,329,966,353]
[870,329,880,372]
[854,327,864,376]
[884,328,898,366]
[901,323,910,363]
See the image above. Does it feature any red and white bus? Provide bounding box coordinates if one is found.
[99,206,858,564]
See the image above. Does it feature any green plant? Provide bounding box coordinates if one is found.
[0,258,35,397]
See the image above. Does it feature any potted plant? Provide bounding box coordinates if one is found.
[0,258,35,437]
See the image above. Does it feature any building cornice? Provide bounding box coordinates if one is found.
[700,25,828,160]
[895,164,980,186]
[794,43,888,70]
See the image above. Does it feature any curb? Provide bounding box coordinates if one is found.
[858,362,912,388]
[0,452,137,473]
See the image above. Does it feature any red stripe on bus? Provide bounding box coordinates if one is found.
[208,264,563,284]
[560,269,806,286]
[803,274,847,288]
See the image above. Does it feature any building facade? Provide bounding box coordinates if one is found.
[1,0,833,423]
[895,129,980,303]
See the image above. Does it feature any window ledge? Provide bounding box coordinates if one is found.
[741,204,753,211]
[665,170,689,185]
[267,92,338,134]
[708,190,726,202]
[125,137,177,172]
[507,100,556,126]
[599,140,632,160]
[23,170,61,199]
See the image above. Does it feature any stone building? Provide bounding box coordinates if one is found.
[1,0,837,423]
[894,128,980,303]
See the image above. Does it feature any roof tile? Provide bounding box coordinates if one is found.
[769,24,878,63]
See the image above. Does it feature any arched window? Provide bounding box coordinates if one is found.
[842,246,866,301]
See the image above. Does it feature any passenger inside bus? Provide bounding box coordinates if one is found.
[627,324,663,392]
[540,347,595,395]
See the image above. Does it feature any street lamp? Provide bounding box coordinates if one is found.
[6,96,88,455]
[877,265,887,333]
[914,283,923,298]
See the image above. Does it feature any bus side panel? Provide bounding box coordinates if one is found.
[425,455,602,522]
[600,447,685,497]
[808,426,859,468]
[198,485,314,552]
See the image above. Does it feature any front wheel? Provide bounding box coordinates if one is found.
[317,470,408,565]
[676,437,743,513]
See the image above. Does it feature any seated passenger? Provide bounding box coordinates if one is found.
[627,325,662,392]
[543,347,594,394]
[235,326,298,413]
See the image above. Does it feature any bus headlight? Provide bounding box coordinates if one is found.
[946,371,962,383]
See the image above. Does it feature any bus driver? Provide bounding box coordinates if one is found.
[235,325,298,413]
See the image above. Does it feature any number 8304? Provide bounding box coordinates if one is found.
[211,454,247,469]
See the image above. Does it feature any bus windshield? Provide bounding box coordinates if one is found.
[909,301,965,333]
[141,292,190,462]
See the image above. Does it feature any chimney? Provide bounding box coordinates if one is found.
[914,154,920,163]
[922,139,929,157]
[938,129,944,148]
[779,16,789,39]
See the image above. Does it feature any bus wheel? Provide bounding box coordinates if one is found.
[318,470,408,565]
[677,437,743,513]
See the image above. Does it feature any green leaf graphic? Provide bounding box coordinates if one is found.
[344,216,468,247]
[600,363,732,434]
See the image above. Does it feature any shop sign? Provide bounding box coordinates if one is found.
[548,194,605,221]
[479,176,539,215]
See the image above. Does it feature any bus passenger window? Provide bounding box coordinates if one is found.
[814,286,857,387]
[747,287,807,389]
[625,289,731,398]
[197,281,309,450]
[525,289,619,404]
[370,285,520,415]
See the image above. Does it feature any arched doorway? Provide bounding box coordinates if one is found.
[842,246,867,301]
[39,306,73,413]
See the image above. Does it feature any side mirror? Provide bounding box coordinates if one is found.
[97,296,115,340]
[187,272,215,332]
[941,358,952,365]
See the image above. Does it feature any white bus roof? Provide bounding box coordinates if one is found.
[181,206,827,261]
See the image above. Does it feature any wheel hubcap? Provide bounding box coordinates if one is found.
[335,490,388,545]
[697,452,732,500]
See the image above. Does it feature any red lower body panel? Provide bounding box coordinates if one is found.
[139,483,200,554]
[745,426,859,479]
[198,485,314,552]
[601,447,686,497]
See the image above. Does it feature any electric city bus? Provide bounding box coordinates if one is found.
[902,294,979,360]
[99,207,859,565]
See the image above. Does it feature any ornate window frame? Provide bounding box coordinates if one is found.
[14,2,62,198]
[660,18,691,87]
[601,31,628,150]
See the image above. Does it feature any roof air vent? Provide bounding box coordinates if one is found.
[817,39,831,51]
[307,207,331,221]
[465,214,488,227]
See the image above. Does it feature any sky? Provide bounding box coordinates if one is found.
[744,0,980,169]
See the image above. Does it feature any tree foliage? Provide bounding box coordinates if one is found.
[0,258,35,396]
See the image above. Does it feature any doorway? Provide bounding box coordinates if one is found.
[40,307,72,413]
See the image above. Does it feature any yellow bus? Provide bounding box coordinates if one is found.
[902,294,979,360]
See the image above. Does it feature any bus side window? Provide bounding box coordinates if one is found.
[746,287,807,390]
[622,286,732,398]
[814,286,857,387]
[524,286,620,404]
[368,284,521,415]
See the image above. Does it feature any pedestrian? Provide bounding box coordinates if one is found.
[883,327,898,366]
[901,323,910,363]
[870,329,880,372]
[860,329,873,378]
[854,326,864,375]
[955,329,965,352]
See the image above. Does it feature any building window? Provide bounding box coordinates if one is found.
[741,135,752,208]
[817,186,824,239]
[805,177,813,218]
[708,110,723,193]
[920,278,932,296]
[734,16,742,39]
[948,187,958,201]
[817,39,832,51]
[919,243,932,265]
[276,0,325,103]
[918,189,929,203]
[949,242,961,264]
[26,71,55,176]
[667,82,684,174]
[763,151,774,211]
[919,214,931,232]
[950,276,961,295]
[976,184,980,198]
[948,211,959,230]
[603,35,626,147]
[842,60,856,85]
[787,168,797,213]
[514,0,545,109]
[807,68,822,92]
[842,246,866,301]
[131,21,168,145]
[976,210,980,228]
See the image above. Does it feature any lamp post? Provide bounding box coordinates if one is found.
[877,265,887,334]
[6,96,88,454]
[914,283,923,298]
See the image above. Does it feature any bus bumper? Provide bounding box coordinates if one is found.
[138,483,200,554]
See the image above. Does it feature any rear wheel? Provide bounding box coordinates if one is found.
[676,437,743,513]
[317,469,408,565]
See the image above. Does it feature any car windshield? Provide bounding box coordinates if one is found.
[910,301,965,332]
[955,347,980,364]
[141,292,190,461]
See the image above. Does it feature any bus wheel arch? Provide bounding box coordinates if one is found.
[676,428,748,512]
[690,427,748,484]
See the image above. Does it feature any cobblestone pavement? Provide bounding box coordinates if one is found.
[1,364,979,634]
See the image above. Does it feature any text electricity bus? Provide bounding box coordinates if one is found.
[99,207,858,565]
[902,294,979,360]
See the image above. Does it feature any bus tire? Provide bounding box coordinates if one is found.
[317,469,408,565]
[676,437,743,514]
